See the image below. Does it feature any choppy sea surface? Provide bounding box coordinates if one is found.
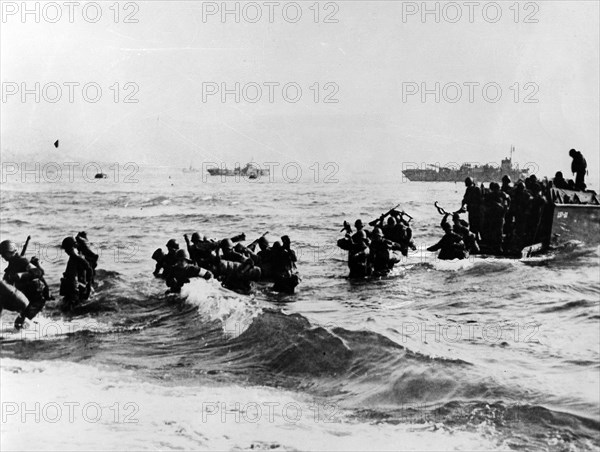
[1,166,599,451]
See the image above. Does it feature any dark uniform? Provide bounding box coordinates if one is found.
[369,228,402,275]
[271,238,300,293]
[427,224,467,260]
[569,149,587,191]
[462,178,483,237]
[166,249,212,293]
[2,247,47,327]
[482,183,508,254]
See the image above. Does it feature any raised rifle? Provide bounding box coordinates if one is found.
[20,235,31,256]
[368,204,401,227]
[248,231,269,249]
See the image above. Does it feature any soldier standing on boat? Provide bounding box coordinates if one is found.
[569,149,587,191]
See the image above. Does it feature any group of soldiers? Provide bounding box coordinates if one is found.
[337,208,417,278]
[430,149,590,259]
[152,232,300,295]
[0,232,98,329]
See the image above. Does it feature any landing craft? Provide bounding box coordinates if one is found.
[544,188,599,247]
[517,188,598,257]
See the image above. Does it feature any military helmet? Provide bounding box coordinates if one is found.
[61,236,77,249]
[191,232,203,242]
[221,238,234,250]
[151,248,164,260]
[354,219,364,229]
[464,177,473,186]
[166,239,179,249]
[372,227,383,237]
[0,240,18,255]
[175,249,189,261]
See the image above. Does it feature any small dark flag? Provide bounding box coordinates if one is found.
[54,140,59,148]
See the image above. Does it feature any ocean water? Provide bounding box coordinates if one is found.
[1,166,599,451]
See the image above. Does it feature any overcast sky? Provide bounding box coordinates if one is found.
[1,1,598,180]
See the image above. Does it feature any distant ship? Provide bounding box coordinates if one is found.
[182,162,200,173]
[207,163,270,178]
[402,146,530,182]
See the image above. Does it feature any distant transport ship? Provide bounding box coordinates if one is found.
[182,164,200,173]
[402,146,530,182]
[207,163,270,179]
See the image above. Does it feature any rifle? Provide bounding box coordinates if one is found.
[20,235,31,256]
[368,204,401,227]
[248,231,269,249]
[397,211,414,222]
[434,201,466,216]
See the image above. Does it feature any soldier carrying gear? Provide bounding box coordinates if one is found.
[0,239,49,329]
[59,236,93,311]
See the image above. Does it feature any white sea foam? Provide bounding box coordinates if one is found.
[1,358,504,451]
[180,278,261,337]
[0,313,110,341]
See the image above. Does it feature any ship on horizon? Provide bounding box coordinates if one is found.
[206,162,270,179]
[402,146,530,182]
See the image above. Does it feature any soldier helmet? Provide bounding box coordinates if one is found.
[191,232,203,243]
[175,249,189,261]
[501,175,511,184]
[464,177,473,186]
[151,248,164,261]
[61,236,77,250]
[372,227,383,237]
[166,239,179,250]
[0,240,18,255]
[354,219,364,229]
[221,238,234,250]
